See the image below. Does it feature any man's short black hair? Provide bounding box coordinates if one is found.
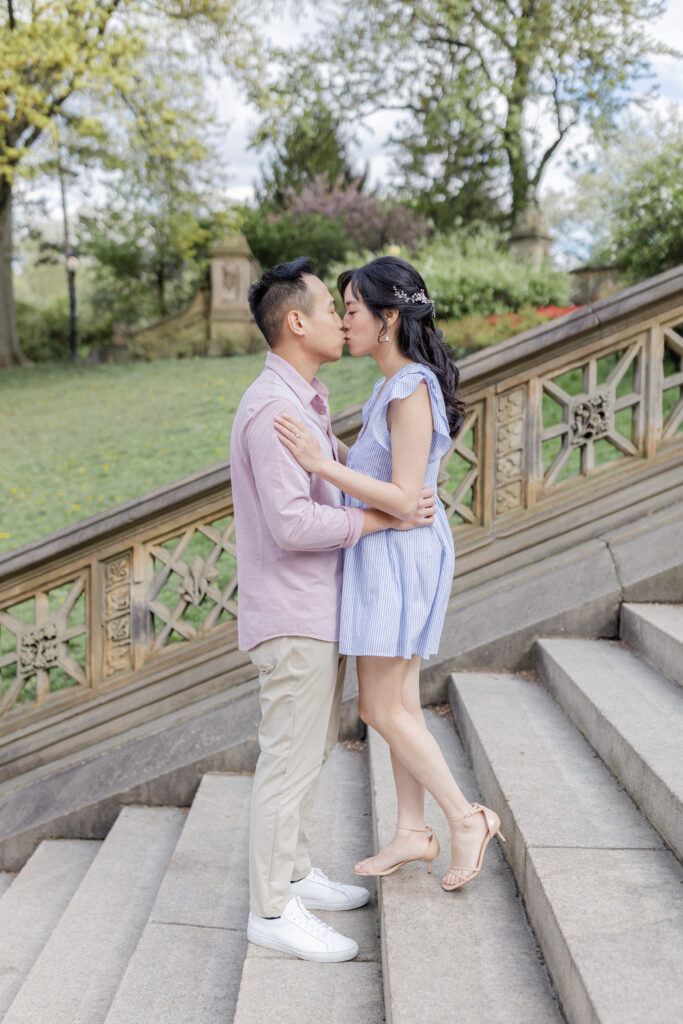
[248,257,316,347]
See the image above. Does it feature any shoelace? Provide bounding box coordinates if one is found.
[288,896,337,939]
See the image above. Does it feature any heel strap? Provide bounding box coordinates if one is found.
[397,823,432,833]
[446,802,484,825]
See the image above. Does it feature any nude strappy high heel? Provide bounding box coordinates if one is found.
[354,824,441,877]
[442,803,506,892]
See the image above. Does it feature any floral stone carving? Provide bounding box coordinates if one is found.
[20,623,60,673]
[570,392,612,445]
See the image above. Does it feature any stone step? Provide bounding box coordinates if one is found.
[0,839,100,1017]
[620,602,683,687]
[233,743,383,1024]
[104,773,252,1024]
[0,685,260,871]
[369,710,563,1024]
[536,638,683,860]
[451,671,683,1024]
[0,662,363,872]
[0,872,13,898]
[2,806,185,1024]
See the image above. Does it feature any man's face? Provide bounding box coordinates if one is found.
[299,274,345,364]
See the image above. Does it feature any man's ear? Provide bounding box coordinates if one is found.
[285,308,306,337]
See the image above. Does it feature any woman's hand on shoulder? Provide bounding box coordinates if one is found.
[392,486,436,530]
[274,414,326,473]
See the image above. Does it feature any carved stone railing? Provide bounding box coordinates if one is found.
[1,266,682,744]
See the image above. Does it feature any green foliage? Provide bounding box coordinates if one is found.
[543,110,683,280]
[258,0,677,228]
[14,298,118,361]
[0,0,269,366]
[419,231,571,319]
[329,232,571,320]
[255,103,360,206]
[602,134,683,282]
[242,206,353,277]
[14,300,71,362]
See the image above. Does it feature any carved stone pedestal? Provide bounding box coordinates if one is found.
[208,234,263,355]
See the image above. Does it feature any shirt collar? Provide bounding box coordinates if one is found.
[265,351,329,408]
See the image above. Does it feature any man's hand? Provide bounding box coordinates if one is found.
[393,486,436,530]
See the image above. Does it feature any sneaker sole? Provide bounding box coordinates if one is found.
[246,928,359,963]
[298,892,370,911]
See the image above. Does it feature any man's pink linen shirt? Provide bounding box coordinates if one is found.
[230,351,364,651]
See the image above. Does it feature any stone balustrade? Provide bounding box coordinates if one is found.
[1,267,681,743]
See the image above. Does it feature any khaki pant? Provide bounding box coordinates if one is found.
[248,635,346,917]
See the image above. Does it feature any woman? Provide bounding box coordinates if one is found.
[274,255,504,891]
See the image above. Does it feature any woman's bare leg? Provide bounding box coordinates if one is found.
[355,656,431,873]
[356,654,488,885]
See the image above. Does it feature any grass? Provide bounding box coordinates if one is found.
[2,342,680,556]
[0,353,382,555]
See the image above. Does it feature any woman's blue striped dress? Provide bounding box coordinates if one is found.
[339,363,456,660]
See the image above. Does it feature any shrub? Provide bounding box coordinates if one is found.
[326,231,571,321]
[417,229,571,320]
[242,207,353,276]
[16,300,71,362]
[15,300,118,362]
[439,304,582,358]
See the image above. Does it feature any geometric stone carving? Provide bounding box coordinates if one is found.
[147,515,238,654]
[541,340,644,490]
[570,391,612,444]
[0,574,88,716]
[437,403,482,528]
[662,325,683,442]
[495,386,526,517]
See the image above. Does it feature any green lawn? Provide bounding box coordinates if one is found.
[0,353,382,554]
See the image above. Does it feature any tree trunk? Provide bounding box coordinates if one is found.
[0,180,31,368]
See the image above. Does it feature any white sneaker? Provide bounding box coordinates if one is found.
[247,896,359,962]
[291,867,370,911]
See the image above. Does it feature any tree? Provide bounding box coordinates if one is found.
[260,1,676,231]
[254,102,361,206]
[543,110,683,278]
[79,53,226,325]
[0,0,264,367]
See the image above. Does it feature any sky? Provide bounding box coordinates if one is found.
[215,0,683,205]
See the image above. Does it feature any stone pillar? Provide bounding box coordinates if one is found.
[509,205,552,269]
[208,233,263,355]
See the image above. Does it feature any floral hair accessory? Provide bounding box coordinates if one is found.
[392,284,436,316]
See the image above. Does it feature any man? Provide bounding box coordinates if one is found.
[230,257,435,962]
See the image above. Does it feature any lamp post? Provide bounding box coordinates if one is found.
[65,252,79,361]
[58,153,79,361]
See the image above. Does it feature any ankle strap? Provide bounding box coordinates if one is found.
[397,823,432,833]
[446,803,483,824]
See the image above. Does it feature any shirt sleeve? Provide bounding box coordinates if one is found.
[245,397,364,552]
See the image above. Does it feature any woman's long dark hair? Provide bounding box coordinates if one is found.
[338,256,466,438]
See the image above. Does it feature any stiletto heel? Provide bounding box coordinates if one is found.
[355,824,440,877]
[442,803,504,892]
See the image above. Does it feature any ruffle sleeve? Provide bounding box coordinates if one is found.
[372,367,452,461]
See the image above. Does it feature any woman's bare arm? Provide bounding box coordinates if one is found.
[275,382,433,520]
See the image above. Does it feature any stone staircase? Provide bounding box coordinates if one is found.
[0,601,681,1023]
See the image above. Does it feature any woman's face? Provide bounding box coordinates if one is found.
[342,283,385,357]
